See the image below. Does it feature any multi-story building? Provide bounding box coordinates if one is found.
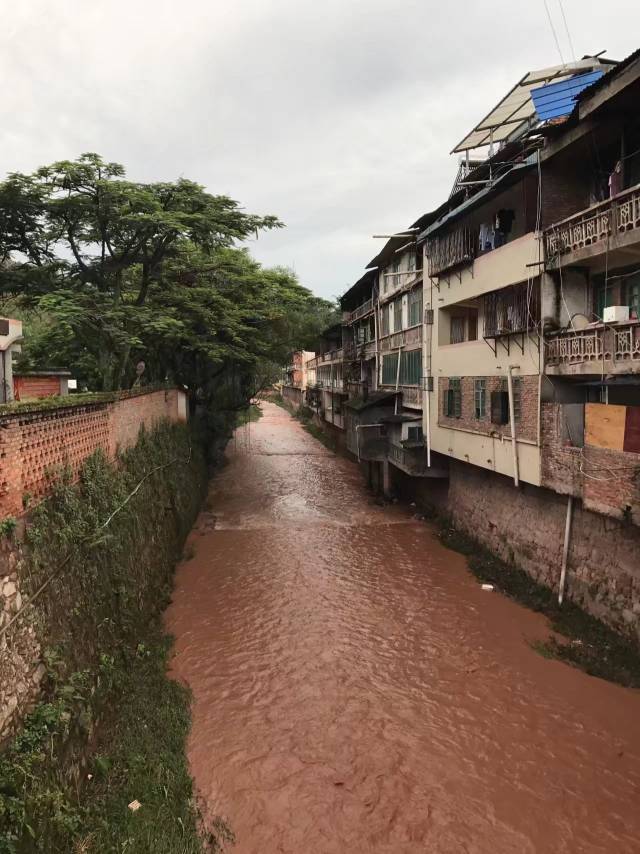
[314,51,640,640]
[0,317,23,403]
[282,349,315,408]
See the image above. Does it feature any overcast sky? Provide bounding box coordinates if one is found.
[2,1,638,300]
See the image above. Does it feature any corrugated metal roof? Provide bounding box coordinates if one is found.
[576,48,640,104]
[531,70,604,120]
[452,57,610,153]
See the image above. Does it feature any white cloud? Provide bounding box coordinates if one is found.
[1,0,638,297]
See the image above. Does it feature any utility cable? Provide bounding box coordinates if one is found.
[543,0,566,67]
[558,0,576,64]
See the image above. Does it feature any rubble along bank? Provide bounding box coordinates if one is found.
[0,418,233,853]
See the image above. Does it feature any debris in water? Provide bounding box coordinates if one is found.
[128,800,142,812]
[481,584,494,592]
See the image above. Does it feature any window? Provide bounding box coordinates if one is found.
[382,353,399,385]
[381,304,390,336]
[408,252,416,273]
[499,378,521,421]
[408,290,423,327]
[400,349,421,385]
[449,306,478,344]
[474,379,486,419]
[407,425,423,443]
[450,316,465,344]
[393,297,403,332]
[445,377,462,418]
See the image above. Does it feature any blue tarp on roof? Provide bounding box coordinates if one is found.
[531,70,604,121]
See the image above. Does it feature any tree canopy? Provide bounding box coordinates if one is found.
[0,153,337,407]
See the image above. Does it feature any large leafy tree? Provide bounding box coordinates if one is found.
[1,153,333,402]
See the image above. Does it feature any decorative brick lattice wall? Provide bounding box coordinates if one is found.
[0,389,184,519]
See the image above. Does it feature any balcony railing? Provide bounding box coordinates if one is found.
[426,227,477,278]
[315,378,344,390]
[347,299,374,323]
[382,269,421,295]
[544,183,640,261]
[388,442,429,475]
[545,321,640,366]
[483,282,540,338]
[379,326,422,351]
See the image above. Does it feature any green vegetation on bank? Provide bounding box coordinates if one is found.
[0,421,225,852]
[437,519,640,688]
[236,403,263,426]
[273,394,337,451]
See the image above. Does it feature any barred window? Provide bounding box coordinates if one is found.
[393,297,403,332]
[445,377,462,418]
[474,379,486,419]
[381,303,390,336]
[500,377,521,421]
[382,353,399,385]
[408,290,423,327]
[400,349,421,385]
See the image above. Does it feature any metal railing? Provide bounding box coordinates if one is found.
[426,227,477,277]
[545,321,640,365]
[483,282,540,338]
[544,183,640,260]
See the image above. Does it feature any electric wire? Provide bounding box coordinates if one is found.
[543,0,566,67]
[557,0,577,64]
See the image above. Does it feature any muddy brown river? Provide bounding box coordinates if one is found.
[166,401,640,853]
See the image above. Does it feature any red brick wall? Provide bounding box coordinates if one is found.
[13,376,62,400]
[438,375,538,442]
[0,389,185,519]
[541,402,640,524]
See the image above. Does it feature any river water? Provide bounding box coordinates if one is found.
[166,401,640,853]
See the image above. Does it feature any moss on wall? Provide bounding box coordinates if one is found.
[0,420,226,852]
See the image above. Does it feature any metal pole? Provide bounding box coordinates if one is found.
[507,366,520,487]
[558,495,574,605]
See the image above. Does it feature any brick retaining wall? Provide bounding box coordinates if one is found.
[0,388,186,519]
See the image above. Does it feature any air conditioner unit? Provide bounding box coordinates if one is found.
[603,305,630,323]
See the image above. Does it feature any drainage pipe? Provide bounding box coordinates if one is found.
[558,495,574,605]
[507,366,520,487]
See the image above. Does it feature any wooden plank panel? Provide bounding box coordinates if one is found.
[585,403,626,451]
[624,405,640,454]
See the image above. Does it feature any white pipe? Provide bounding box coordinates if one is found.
[558,495,574,605]
[506,366,520,487]
[425,382,431,468]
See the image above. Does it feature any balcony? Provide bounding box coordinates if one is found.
[347,299,374,324]
[379,384,422,409]
[382,269,422,297]
[545,321,640,375]
[379,326,422,352]
[346,426,387,461]
[426,227,476,278]
[315,378,345,391]
[544,183,640,268]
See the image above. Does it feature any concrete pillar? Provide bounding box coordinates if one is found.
[383,459,391,498]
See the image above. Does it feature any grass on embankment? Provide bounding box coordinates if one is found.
[236,403,263,426]
[0,422,232,852]
[437,518,640,689]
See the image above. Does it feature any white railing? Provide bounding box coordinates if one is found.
[382,270,421,295]
[545,321,640,365]
[544,183,640,260]
[347,299,374,323]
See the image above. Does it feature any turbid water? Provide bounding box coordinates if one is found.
[166,401,640,853]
